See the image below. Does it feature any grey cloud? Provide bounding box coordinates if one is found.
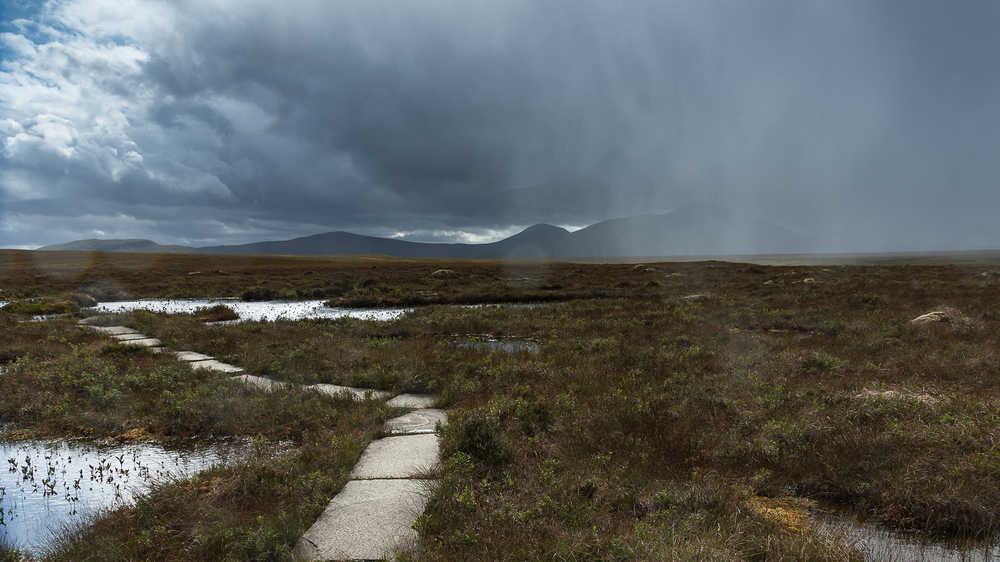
[2,0,999,251]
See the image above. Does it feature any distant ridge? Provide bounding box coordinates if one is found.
[37,204,818,258]
[38,238,195,253]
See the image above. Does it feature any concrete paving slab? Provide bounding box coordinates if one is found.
[88,326,138,335]
[173,351,214,362]
[387,394,438,409]
[231,374,286,391]
[385,409,447,435]
[118,338,162,347]
[292,479,433,562]
[310,384,392,401]
[190,359,243,373]
[350,434,440,479]
[111,333,148,341]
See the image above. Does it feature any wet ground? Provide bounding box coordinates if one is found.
[812,508,1000,561]
[0,438,256,554]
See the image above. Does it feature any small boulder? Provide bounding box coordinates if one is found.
[432,269,456,277]
[910,311,952,325]
[682,294,708,302]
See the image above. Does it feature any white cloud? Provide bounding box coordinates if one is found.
[0,0,235,203]
[388,226,526,244]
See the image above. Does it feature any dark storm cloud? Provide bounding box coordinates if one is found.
[2,0,999,250]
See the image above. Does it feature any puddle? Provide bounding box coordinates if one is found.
[0,438,256,554]
[92,299,410,322]
[452,337,540,354]
[812,509,1000,561]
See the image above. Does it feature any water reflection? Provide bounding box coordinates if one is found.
[93,299,410,322]
[0,439,252,554]
[812,509,1000,561]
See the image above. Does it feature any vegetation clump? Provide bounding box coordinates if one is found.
[195,304,240,322]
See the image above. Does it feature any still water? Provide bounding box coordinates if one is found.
[92,299,410,322]
[0,439,252,554]
[812,509,1000,561]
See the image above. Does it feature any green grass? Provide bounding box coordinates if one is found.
[3,256,1000,559]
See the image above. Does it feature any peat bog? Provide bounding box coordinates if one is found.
[2,250,1000,560]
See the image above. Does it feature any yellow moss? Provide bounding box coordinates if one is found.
[2,429,34,441]
[114,427,152,441]
[746,497,813,534]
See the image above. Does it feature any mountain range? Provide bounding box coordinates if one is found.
[38,203,819,259]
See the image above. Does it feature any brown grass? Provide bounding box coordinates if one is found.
[4,252,1000,559]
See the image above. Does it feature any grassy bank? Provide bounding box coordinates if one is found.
[2,254,1000,559]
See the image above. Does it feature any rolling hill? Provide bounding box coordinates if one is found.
[37,203,818,258]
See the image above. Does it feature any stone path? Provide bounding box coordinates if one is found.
[81,321,445,561]
[292,410,444,561]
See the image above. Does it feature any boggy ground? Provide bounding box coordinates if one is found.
[2,252,1000,560]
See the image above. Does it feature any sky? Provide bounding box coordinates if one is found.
[1,0,999,252]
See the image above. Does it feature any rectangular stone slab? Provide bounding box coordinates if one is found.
[118,338,162,347]
[309,383,391,401]
[88,325,138,335]
[231,374,286,391]
[112,333,148,341]
[385,409,447,435]
[173,351,214,362]
[189,359,243,373]
[386,393,437,409]
[350,434,440,479]
[292,479,433,561]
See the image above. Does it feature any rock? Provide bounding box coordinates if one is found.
[682,294,708,302]
[910,311,952,325]
[802,278,816,284]
[432,269,455,277]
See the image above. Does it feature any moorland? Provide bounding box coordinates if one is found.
[2,249,1000,560]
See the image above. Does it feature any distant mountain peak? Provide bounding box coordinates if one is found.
[36,207,819,258]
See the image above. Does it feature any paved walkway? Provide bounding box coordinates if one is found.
[81,321,445,561]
